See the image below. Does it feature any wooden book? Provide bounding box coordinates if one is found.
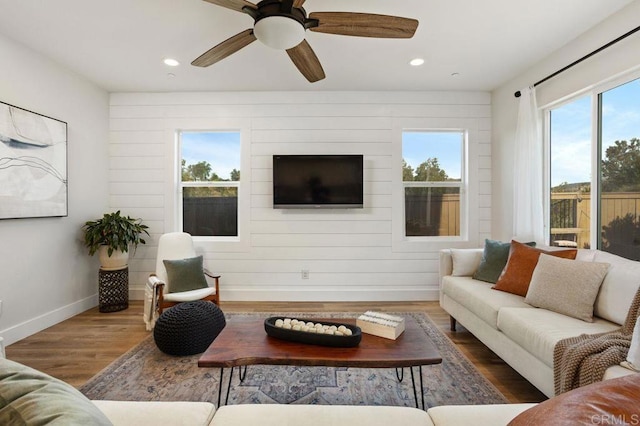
[356,311,405,340]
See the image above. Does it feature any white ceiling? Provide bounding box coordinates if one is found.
[0,0,634,93]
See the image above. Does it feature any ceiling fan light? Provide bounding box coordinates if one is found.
[163,58,180,67]
[254,16,305,50]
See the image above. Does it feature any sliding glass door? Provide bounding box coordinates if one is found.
[546,75,640,260]
[598,78,640,260]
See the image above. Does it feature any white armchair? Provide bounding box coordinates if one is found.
[144,232,219,330]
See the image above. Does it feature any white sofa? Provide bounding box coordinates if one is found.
[3,335,637,425]
[93,400,538,426]
[439,247,639,397]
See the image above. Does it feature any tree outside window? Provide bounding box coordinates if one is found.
[402,131,464,237]
[179,131,240,237]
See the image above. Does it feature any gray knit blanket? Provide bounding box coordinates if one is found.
[554,285,640,395]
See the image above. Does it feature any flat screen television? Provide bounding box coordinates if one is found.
[273,155,364,209]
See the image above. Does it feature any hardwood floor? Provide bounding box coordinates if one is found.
[6,300,547,404]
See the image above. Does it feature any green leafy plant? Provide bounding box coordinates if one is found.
[82,211,149,256]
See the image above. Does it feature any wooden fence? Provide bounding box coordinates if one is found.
[551,192,640,260]
[405,193,460,236]
[183,197,238,236]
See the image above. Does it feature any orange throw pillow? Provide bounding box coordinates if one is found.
[492,240,577,297]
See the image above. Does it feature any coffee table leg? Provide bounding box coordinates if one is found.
[409,366,425,410]
[225,367,234,405]
[410,367,418,408]
[239,365,248,382]
[395,367,404,382]
[217,368,224,408]
[419,366,424,410]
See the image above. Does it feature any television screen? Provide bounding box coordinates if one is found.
[273,155,364,208]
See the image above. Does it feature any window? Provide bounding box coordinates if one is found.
[402,131,464,237]
[179,131,240,237]
[598,78,640,260]
[548,95,591,249]
[546,75,640,259]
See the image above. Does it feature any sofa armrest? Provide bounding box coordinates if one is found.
[92,400,216,426]
[427,403,537,426]
[439,249,454,281]
[439,248,484,305]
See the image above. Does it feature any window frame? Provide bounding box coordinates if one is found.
[167,120,250,253]
[401,130,466,239]
[178,130,241,241]
[392,118,478,252]
[542,68,640,251]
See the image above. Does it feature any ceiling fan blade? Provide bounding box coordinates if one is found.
[202,0,257,14]
[286,40,325,83]
[192,29,257,67]
[293,0,305,7]
[309,12,418,38]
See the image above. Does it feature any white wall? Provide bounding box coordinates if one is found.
[0,34,109,345]
[110,91,492,302]
[491,1,640,241]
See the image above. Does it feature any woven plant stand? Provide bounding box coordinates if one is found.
[153,301,226,356]
[98,268,128,313]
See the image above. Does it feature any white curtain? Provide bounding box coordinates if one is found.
[513,86,544,244]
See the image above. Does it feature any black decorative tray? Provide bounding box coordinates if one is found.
[264,317,362,347]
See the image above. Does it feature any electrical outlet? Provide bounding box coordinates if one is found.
[301,269,310,279]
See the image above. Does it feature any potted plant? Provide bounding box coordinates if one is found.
[82,210,150,270]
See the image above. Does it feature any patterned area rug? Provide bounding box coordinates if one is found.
[80,312,508,408]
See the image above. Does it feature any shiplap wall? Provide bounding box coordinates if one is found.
[109,91,491,302]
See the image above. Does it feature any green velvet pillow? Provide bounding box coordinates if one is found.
[163,255,208,293]
[0,358,112,425]
[473,239,536,284]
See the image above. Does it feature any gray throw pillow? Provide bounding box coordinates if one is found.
[473,239,536,283]
[525,254,610,322]
[0,358,113,425]
[163,255,208,293]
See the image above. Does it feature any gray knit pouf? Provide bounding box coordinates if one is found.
[153,301,226,356]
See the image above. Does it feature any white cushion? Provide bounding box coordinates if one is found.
[497,307,620,368]
[604,364,637,379]
[162,286,216,302]
[92,400,216,426]
[442,276,532,329]
[427,404,537,426]
[450,249,483,276]
[211,405,433,426]
[525,254,610,322]
[593,250,640,325]
[575,249,597,262]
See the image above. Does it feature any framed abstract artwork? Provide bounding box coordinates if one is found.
[0,101,68,219]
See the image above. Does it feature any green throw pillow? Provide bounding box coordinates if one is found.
[0,358,112,425]
[472,239,536,283]
[163,255,209,293]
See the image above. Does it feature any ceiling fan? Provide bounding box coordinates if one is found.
[192,0,419,83]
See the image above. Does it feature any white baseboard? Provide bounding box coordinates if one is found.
[0,295,98,346]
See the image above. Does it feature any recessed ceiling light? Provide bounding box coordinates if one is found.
[163,58,180,67]
[409,58,425,67]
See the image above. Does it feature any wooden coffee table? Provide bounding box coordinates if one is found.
[198,315,441,409]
